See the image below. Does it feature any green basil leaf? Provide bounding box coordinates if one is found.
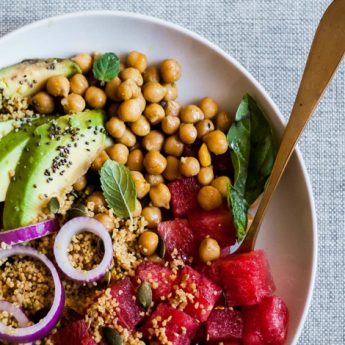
[93,52,120,84]
[100,160,136,219]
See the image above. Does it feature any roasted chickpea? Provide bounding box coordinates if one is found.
[127,51,147,73]
[179,157,200,177]
[163,156,181,181]
[130,115,151,136]
[120,67,143,86]
[46,75,70,97]
[106,143,129,164]
[70,74,89,95]
[117,79,140,101]
[105,77,121,101]
[180,105,204,123]
[195,119,215,138]
[118,99,141,122]
[197,186,222,210]
[142,82,166,103]
[215,111,232,132]
[143,150,167,175]
[142,130,165,151]
[160,59,181,83]
[133,199,142,217]
[204,130,228,155]
[73,175,87,191]
[165,100,181,117]
[86,191,106,212]
[197,166,214,185]
[106,117,126,139]
[199,237,221,262]
[73,53,93,73]
[142,206,162,229]
[211,176,231,198]
[161,115,180,135]
[198,143,212,167]
[137,93,146,113]
[95,213,114,231]
[117,128,137,147]
[144,103,165,125]
[130,171,150,199]
[31,91,55,114]
[163,83,178,101]
[139,231,159,256]
[61,93,85,113]
[127,149,144,171]
[199,97,219,119]
[149,183,171,209]
[85,86,107,109]
[145,174,164,186]
[164,135,184,157]
[143,66,160,83]
[91,150,109,170]
[179,124,197,145]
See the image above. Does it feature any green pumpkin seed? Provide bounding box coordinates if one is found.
[137,281,152,310]
[49,197,60,214]
[157,236,166,258]
[66,204,87,220]
[102,327,123,345]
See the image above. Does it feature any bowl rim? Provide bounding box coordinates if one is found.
[0,10,317,344]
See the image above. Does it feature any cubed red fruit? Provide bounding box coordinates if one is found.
[135,261,175,302]
[110,277,144,330]
[172,265,222,322]
[157,219,197,262]
[194,261,222,285]
[168,177,200,217]
[219,250,275,306]
[142,303,199,345]
[187,205,236,248]
[242,296,288,345]
[206,308,243,342]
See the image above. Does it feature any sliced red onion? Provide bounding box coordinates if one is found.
[54,217,113,282]
[0,301,29,328]
[0,246,64,343]
[0,219,60,245]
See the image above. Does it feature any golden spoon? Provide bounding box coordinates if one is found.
[232,0,345,254]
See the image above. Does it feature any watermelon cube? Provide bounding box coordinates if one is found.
[206,308,243,342]
[171,265,222,322]
[194,261,222,286]
[142,303,199,345]
[110,277,144,330]
[168,177,200,217]
[187,205,236,248]
[135,261,175,302]
[242,296,288,345]
[219,250,275,306]
[157,219,197,262]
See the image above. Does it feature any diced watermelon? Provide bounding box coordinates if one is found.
[206,308,243,342]
[142,303,199,345]
[192,324,206,344]
[193,261,222,286]
[168,177,200,217]
[110,277,144,330]
[157,219,197,262]
[52,320,95,345]
[242,296,288,345]
[81,337,97,345]
[171,265,222,322]
[219,250,275,306]
[187,205,236,248]
[135,261,176,302]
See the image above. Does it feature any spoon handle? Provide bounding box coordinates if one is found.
[238,0,345,253]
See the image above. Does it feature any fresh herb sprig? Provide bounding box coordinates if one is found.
[93,52,120,85]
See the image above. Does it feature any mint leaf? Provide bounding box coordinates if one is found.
[93,52,120,84]
[100,160,136,219]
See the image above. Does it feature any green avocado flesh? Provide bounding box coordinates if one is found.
[0,116,52,202]
[0,58,81,105]
[3,110,106,230]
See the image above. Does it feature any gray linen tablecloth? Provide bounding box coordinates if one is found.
[0,0,343,344]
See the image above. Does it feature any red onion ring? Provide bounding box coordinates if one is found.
[0,246,64,343]
[0,301,30,328]
[53,217,113,282]
[0,219,60,245]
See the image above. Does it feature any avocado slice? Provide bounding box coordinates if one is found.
[0,116,53,202]
[3,110,106,229]
[0,58,81,106]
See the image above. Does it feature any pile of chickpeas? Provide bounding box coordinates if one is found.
[31,51,233,263]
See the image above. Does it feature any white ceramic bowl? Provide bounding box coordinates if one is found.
[0,12,317,344]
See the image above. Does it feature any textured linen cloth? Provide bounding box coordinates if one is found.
[0,0,343,344]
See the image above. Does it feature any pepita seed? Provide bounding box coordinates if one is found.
[49,197,60,214]
[137,281,152,310]
[102,327,123,345]
[157,236,166,258]
[66,204,87,220]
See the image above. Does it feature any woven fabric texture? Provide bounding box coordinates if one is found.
[0,1,343,344]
